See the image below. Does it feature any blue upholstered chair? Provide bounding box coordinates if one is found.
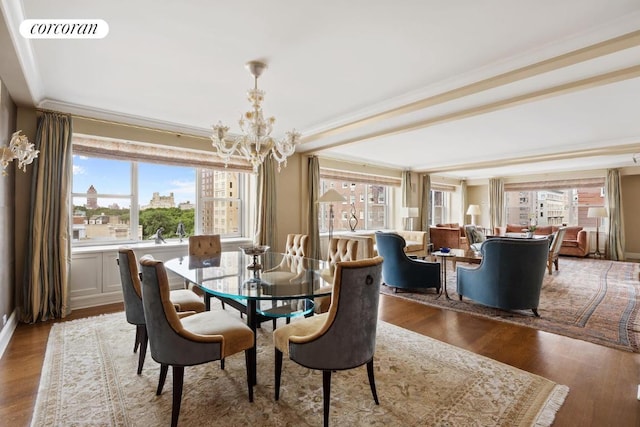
[273,256,383,427]
[456,237,549,316]
[139,256,255,427]
[375,232,441,292]
[117,247,205,375]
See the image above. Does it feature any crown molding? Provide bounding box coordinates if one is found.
[37,99,212,138]
[0,0,42,104]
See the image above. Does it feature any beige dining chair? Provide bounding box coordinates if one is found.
[187,234,223,306]
[315,238,359,313]
[116,247,205,375]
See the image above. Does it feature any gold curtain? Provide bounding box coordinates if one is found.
[605,169,625,260]
[21,113,72,322]
[420,174,431,235]
[489,178,504,231]
[308,156,321,260]
[255,154,277,248]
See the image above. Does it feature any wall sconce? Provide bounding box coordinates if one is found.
[1,131,39,176]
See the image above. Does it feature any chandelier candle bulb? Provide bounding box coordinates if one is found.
[211,60,301,173]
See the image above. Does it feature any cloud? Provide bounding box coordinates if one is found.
[73,165,86,175]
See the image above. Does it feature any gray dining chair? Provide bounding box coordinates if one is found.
[117,247,205,374]
[139,255,255,427]
[273,256,383,427]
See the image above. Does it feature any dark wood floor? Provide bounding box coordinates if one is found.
[1,295,638,426]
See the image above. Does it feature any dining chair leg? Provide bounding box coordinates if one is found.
[221,358,225,370]
[133,325,141,353]
[137,325,148,375]
[274,349,283,400]
[322,370,332,427]
[157,364,168,395]
[366,359,379,405]
[245,349,254,402]
[171,366,184,427]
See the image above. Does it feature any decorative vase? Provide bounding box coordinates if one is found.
[349,203,358,232]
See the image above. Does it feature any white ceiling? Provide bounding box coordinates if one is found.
[1,0,640,179]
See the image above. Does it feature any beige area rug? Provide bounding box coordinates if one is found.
[31,312,568,426]
[381,257,640,352]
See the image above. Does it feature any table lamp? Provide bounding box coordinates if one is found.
[466,204,481,226]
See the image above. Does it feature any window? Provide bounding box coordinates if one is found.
[318,179,391,232]
[504,186,605,227]
[430,190,450,225]
[72,153,247,245]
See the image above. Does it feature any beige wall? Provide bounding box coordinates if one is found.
[622,174,640,256]
[1,80,17,332]
[467,185,489,228]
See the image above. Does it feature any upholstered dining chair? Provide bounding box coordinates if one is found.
[315,237,359,313]
[547,227,567,275]
[273,256,383,427]
[188,234,223,305]
[284,233,309,257]
[139,255,255,427]
[117,247,205,375]
[374,232,441,293]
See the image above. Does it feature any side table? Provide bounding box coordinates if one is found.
[431,250,456,300]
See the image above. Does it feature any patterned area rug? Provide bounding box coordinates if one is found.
[32,312,568,426]
[381,257,640,352]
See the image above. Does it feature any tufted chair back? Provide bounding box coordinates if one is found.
[188,235,222,257]
[327,238,358,274]
[284,234,309,257]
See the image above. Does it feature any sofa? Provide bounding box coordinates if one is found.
[395,230,429,258]
[558,226,589,257]
[494,224,588,257]
[494,224,554,236]
[429,223,468,250]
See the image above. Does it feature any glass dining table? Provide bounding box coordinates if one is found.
[164,250,332,386]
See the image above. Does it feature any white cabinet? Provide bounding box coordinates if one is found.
[70,238,251,310]
[70,241,189,310]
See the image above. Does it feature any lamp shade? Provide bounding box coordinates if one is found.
[466,204,481,216]
[318,189,346,203]
[402,207,419,217]
[587,207,607,218]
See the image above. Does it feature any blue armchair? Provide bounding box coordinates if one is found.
[375,232,441,292]
[456,237,549,316]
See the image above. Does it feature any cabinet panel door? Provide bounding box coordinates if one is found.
[102,252,122,294]
[70,253,103,297]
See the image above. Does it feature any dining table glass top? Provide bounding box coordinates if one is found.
[164,250,332,301]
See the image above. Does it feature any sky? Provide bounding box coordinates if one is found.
[72,155,196,209]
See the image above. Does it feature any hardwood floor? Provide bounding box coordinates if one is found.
[1,296,638,426]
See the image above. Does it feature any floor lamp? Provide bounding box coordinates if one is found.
[318,189,346,241]
[587,207,607,258]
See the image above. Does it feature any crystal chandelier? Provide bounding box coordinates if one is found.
[1,130,39,176]
[211,61,301,173]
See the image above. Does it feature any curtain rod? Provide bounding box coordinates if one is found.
[35,108,211,141]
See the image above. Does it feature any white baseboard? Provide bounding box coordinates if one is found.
[0,310,18,361]
[625,252,640,260]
